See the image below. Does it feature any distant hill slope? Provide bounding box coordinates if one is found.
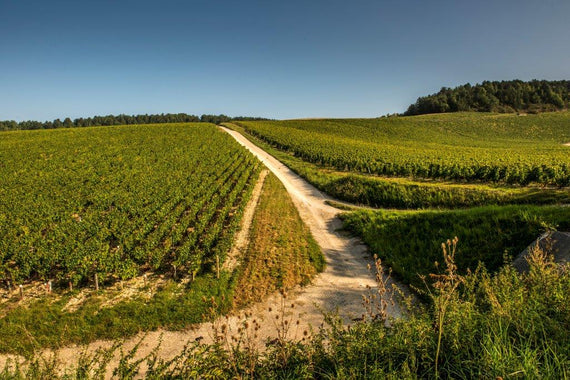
[405,80,570,115]
[238,112,570,186]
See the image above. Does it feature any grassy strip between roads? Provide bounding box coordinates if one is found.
[225,123,570,209]
[0,171,324,356]
[233,172,324,308]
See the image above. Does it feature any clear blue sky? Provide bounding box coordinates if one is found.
[1,0,569,121]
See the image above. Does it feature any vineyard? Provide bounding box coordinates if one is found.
[0,123,260,287]
[237,112,570,186]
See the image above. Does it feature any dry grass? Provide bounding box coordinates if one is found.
[232,173,324,308]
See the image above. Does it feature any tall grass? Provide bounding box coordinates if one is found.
[341,205,570,290]
[3,242,568,379]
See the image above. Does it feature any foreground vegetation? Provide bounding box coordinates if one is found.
[2,246,567,379]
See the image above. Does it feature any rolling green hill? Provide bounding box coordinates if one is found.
[0,123,260,285]
[237,112,570,186]
[230,112,570,209]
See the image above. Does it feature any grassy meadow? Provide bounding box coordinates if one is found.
[342,205,570,290]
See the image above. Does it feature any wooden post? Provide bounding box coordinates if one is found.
[48,280,52,293]
[173,264,177,280]
[7,281,11,293]
[94,273,99,291]
[69,281,73,292]
[143,274,147,287]
[216,255,220,279]
[19,285,23,299]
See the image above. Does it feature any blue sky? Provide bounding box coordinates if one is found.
[1,0,569,121]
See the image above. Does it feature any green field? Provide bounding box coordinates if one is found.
[0,169,323,355]
[237,112,570,186]
[0,115,568,377]
[342,205,570,290]
[228,113,570,291]
[0,124,324,353]
[0,123,260,286]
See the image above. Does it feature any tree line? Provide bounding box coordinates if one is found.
[0,113,270,131]
[405,80,570,115]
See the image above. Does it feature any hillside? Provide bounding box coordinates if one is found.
[0,123,261,284]
[0,123,324,353]
[2,122,568,379]
[237,112,570,186]
[405,80,570,115]
[229,114,570,289]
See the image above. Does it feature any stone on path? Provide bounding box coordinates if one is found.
[513,231,570,272]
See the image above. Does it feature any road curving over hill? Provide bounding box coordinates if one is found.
[219,126,404,322]
[0,127,405,374]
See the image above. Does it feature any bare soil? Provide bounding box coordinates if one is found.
[223,169,268,272]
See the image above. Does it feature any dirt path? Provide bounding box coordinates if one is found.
[0,128,405,376]
[218,125,403,318]
[223,169,268,271]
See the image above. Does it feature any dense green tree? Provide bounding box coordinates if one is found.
[0,113,270,132]
[405,80,570,115]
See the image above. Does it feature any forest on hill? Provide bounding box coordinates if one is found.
[405,80,570,115]
[0,113,269,131]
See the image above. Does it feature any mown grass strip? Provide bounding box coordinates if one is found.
[232,172,324,308]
